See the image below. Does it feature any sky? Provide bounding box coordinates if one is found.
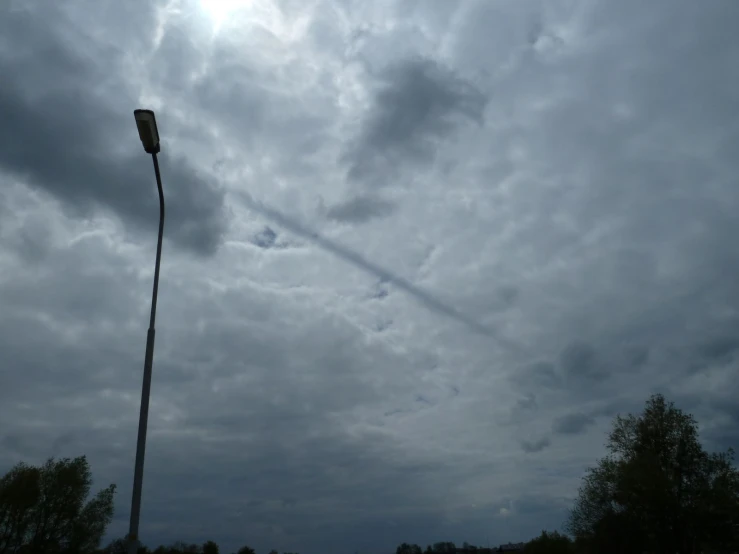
[1,0,738,552]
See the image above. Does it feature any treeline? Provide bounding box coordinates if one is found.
[394,541,514,554]
[100,540,268,554]
[2,395,738,554]
[394,542,462,554]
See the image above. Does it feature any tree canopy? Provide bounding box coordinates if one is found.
[566,394,739,553]
[0,456,116,554]
[522,531,571,554]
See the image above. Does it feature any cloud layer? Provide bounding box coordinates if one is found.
[1,0,738,552]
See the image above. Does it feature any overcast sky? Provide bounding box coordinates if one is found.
[1,0,738,552]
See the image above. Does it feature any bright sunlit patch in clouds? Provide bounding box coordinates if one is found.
[199,0,252,30]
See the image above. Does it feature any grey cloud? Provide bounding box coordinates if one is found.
[552,412,595,436]
[326,195,396,223]
[0,5,227,255]
[627,346,650,369]
[696,336,739,363]
[0,243,444,550]
[521,437,551,454]
[6,212,53,264]
[516,393,537,411]
[509,361,561,390]
[560,342,607,384]
[241,194,511,340]
[370,282,389,300]
[5,0,739,551]
[252,226,279,249]
[345,57,487,185]
[126,418,453,551]
[498,285,520,307]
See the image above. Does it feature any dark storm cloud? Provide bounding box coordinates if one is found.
[0,5,227,255]
[521,437,551,454]
[326,195,396,223]
[552,412,595,436]
[345,57,487,185]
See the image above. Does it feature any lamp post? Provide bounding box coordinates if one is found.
[128,109,165,554]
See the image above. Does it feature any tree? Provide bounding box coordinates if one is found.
[397,543,423,554]
[101,537,149,553]
[203,540,219,554]
[566,394,739,554]
[170,543,201,553]
[237,546,256,554]
[523,530,572,554]
[0,456,116,554]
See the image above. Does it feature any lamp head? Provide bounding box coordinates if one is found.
[134,109,160,154]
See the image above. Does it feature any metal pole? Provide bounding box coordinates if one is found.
[128,152,165,554]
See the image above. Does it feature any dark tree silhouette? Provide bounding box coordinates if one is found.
[523,530,572,554]
[567,394,739,553]
[100,537,149,553]
[0,456,115,554]
[396,543,423,554]
[202,540,219,554]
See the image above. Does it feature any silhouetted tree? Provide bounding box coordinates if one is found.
[397,543,423,554]
[432,543,455,554]
[101,537,149,553]
[523,531,572,554]
[237,546,256,554]
[174,542,200,553]
[567,394,739,553]
[0,456,116,554]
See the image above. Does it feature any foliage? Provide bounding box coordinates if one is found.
[397,543,423,554]
[148,542,201,553]
[203,540,219,554]
[0,456,116,554]
[523,530,572,554]
[566,394,739,553]
[100,537,149,553]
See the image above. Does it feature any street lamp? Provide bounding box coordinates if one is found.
[128,109,166,554]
